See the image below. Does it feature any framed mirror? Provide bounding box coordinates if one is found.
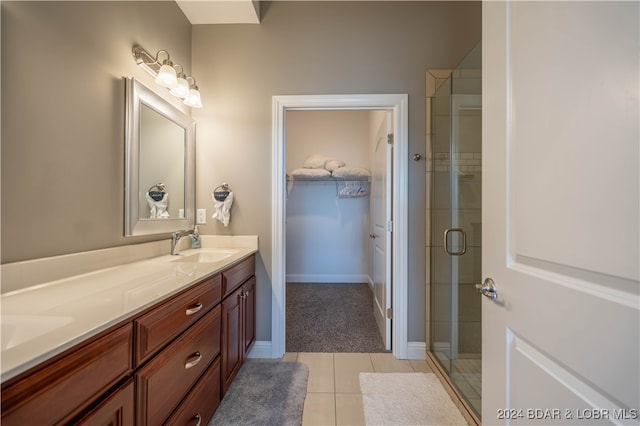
[124,77,195,236]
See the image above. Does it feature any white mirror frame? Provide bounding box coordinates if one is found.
[124,77,195,236]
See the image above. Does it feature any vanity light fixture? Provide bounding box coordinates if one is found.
[183,77,203,108]
[132,44,202,107]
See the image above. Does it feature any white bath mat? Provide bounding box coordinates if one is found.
[359,372,468,425]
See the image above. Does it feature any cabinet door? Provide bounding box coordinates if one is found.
[76,379,135,426]
[221,286,243,395]
[243,276,256,356]
[1,324,132,426]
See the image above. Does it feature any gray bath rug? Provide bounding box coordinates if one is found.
[359,372,468,425]
[286,282,387,352]
[209,361,308,426]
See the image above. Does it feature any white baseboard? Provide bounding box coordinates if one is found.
[286,274,370,283]
[407,341,427,360]
[247,341,276,359]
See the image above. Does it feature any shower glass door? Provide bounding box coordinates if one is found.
[430,42,482,418]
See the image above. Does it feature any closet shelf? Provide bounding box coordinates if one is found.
[286,176,371,183]
[286,176,370,198]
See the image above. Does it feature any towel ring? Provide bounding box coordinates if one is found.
[213,183,231,202]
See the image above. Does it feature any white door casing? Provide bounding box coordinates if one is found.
[271,94,409,359]
[371,111,393,350]
[483,2,639,425]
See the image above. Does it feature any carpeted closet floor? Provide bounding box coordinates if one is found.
[286,282,388,353]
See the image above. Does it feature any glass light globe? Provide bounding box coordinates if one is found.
[184,88,202,108]
[155,63,177,89]
[170,77,190,98]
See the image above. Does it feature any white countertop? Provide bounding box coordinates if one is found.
[0,236,258,382]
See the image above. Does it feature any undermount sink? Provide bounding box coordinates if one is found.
[1,314,73,351]
[171,249,239,264]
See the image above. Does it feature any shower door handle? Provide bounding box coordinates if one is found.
[444,228,466,255]
[475,278,498,300]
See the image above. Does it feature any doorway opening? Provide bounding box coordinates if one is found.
[271,94,409,359]
[285,109,390,353]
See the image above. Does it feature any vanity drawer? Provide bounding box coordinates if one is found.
[76,378,135,425]
[1,324,132,426]
[135,305,221,426]
[222,254,255,297]
[134,274,221,365]
[165,356,221,426]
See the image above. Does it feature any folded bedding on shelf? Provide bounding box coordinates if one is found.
[290,168,332,180]
[303,154,332,169]
[303,154,347,172]
[325,158,346,171]
[331,166,371,180]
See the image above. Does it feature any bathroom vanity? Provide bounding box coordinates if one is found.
[0,238,257,426]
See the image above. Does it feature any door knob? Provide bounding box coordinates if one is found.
[475,278,497,300]
[370,233,379,239]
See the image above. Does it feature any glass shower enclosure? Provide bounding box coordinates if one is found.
[430,42,482,418]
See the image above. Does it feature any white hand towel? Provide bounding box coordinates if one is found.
[212,191,234,226]
[145,192,170,219]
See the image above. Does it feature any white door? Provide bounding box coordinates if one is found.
[483,2,639,424]
[371,111,393,349]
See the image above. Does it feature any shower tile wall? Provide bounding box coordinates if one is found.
[425,69,452,353]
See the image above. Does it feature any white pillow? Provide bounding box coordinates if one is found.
[325,159,346,172]
[303,154,331,169]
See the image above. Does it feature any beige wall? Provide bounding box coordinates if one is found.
[286,110,372,172]
[1,1,191,263]
[1,1,481,344]
[191,1,481,342]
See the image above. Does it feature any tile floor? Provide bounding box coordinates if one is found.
[279,352,442,426]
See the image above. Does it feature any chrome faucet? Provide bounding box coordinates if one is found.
[171,229,194,255]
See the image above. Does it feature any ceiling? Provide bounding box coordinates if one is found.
[175,0,261,24]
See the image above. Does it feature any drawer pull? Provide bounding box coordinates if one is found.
[193,413,202,426]
[186,302,203,316]
[185,351,202,369]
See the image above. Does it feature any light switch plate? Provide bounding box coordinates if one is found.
[197,209,207,224]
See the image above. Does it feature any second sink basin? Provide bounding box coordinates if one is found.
[1,314,74,351]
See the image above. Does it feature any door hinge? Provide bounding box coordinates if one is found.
[387,133,394,145]
[386,308,393,319]
[386,220,393,232]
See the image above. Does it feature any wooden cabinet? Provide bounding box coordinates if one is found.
[1,324,132,426]
[76,379,135,426]
[0,253,256,426]
[221,285,243,394]
[136,305,221,425]
[243,276,256,354]
[165,357,221,426]
[134,275,221,366]
[222,255,255,298]
[221,257,256,395]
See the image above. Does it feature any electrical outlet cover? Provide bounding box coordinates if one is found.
[197,209,207,224]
